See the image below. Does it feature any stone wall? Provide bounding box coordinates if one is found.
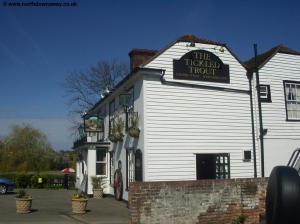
[129,178,268,224]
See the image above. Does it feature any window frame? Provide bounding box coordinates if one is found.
[126,149,134,191]
[259,84,272,102]
[95,148,108,176]
[109,100,116,135]
[123,87,135,130]
[119,87,134,109]
[134,150,143,182]
[109,151,114,184]
[243,150,252,162]
[126,148,142,191]
[215,153,230,179]
[283,80,300,122]
[81,161,85,175]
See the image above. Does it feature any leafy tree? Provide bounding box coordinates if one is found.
[0,124,58,172]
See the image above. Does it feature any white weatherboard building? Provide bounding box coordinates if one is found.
[245,46,300,176]
[74,34,300,201]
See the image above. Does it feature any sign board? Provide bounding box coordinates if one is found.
[84,116,103,132]
[173,50,230,83]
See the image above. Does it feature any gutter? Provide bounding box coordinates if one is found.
[160,70,250,95]
[85,67,164,117]
[248,72,257,177]
[254,44,265,177]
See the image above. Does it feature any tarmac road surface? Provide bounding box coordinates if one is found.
[0,189,128,224]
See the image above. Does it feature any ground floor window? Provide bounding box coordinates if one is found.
[96,148,107,176]
[215,154,230,179]
[81,161,85,175]
[196,153,230,180]
[109,151,114,184]
[126,149,143,190]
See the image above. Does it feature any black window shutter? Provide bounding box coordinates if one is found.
[135,150,143,181]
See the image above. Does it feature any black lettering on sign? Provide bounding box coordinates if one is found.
[173,50,230,83]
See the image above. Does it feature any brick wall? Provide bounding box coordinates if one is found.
[129,178,268,224]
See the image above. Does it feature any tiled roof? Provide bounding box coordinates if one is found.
[139,34,227,67]
[86,35,241,116]
[244,45,300,71]
[175,34,225,46]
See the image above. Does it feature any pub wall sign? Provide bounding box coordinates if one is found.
[173,50,230,83]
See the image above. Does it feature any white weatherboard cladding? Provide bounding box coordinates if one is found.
[144,42,249,91]
[258,53,300,176]
[142,42,259,180]
[259,53,300,138]
[264,139,300,176]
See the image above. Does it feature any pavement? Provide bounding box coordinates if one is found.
[0,189,129,224]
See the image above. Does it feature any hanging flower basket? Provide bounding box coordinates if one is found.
[109,135,117,142]
[128,127,140,138]
[115,133,124,141]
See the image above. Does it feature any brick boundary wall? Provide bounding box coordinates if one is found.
[129,178,268,224]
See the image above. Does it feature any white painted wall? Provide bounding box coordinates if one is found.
[264,139,300,175]
[89,76,146,200]
[87,148,95,194]
[76,149,88,193]
[257,53,300,176]
[142,42,260,180]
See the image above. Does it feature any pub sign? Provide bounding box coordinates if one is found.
[173,50,230,83]
[84,116,104,132]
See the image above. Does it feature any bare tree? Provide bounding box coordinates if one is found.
[64,59,129,116]
[63,59,129,136]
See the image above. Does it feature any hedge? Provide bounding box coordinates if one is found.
[0,173,75,189]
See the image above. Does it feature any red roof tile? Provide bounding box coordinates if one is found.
[244,45,300,71]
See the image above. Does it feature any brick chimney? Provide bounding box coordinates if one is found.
[129,49,158,71]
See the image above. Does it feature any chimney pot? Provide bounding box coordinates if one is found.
[129,49,158,71]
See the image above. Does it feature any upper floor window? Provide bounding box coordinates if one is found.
[109,100,116,134]
[284,81,300,121]
[109,100,115,117]
[259,85,271,102]
[119,87,134,110]
[98,107,106,120]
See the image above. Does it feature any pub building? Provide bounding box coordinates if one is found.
[74,34,300,201]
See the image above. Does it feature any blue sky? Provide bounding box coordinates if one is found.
[0,0,299,150]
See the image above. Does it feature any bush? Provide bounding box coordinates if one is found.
[16,173,32,188]
[0,173,75,189]
[91,176,105,189]
[30,174,44,188]
[232,214,248,224]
